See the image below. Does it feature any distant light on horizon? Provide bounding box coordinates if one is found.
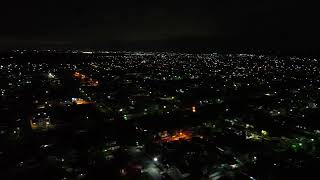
[82,51,93,54]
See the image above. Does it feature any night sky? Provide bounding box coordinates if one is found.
[0,1,319,55]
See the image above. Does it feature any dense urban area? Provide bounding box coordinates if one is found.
[0,50,320,180]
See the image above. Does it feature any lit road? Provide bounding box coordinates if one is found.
[127,146,163,180]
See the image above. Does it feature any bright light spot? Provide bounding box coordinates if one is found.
[120,169,126,175]
[48,72,55,79]
[230,164,238,169]
[261,130,268,136]
[153,157,158,162]
[82,51,93,54]
[192,106,196,113]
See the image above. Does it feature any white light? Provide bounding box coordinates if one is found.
[48,73,55,78]
[230,164,238,169]
[153,157,158,162]
[82,51,93,54]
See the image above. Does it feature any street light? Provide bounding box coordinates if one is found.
[153,157,158,162]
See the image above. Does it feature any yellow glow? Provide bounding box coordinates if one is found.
[72,98,93,105]
[192,106,196,112]
[261,130,268,136]
[160,131,192,142]
[73,72,99,86]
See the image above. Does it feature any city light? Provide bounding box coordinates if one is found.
[2,51,319,180]
[261,130,268,136]
[48,72,55,79]
[153,157,158,162]
[192,106,196,113]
